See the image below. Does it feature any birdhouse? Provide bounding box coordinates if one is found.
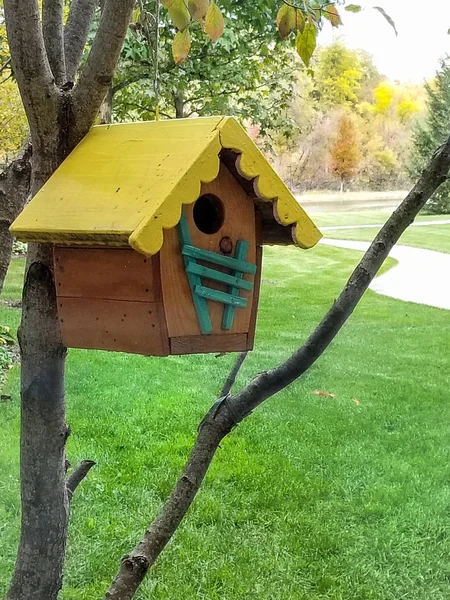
[10,117,321,356]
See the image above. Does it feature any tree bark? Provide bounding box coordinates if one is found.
[64,0,98,82]
[0,143,32,294]
[42,0,66,85]
[174,89,185,119]
[99,85,113,124]
[105,138,450,599]
[6,246,69,600]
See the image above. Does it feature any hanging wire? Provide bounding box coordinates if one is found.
[154,0,160,120]
[137,0,161,121]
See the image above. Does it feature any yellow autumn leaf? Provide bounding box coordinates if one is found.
[324,4,342,27]
[276,4,296,40]
[172,27,192,63]
[162,0,191,31]
[295,22,317,67]
[187,0,209,21]
[204,2,224,43]
[296,10,305,34]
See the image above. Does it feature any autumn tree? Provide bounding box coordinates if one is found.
[3,1,450,599]
[330,113,359,191]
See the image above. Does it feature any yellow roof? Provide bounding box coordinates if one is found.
[11,116,321,255]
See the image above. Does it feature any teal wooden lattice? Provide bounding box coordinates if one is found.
[177,210,256,334]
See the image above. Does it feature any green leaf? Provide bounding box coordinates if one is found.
[296,10,305,34]
[373,6,398,36]
[162,0,191,31]
[172,27,192,63]
[187,0,209,21]
[276,4,297,40]
[324,4,342,27]
[345,4,362,12]
[205,2,224,42]
[295,22,317,67]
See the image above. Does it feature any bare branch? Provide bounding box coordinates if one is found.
[42,0,66,84]
[0,57,12,76]
[66,460,96,500]
[220,352,248,397]
[3,0,58,141]
[105,137,450,600]
[71,0,135,145]
[64,0,98,82]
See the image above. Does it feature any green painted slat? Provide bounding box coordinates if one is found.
[187,262,253,291]
[195,285,247,308]
[182,245,257,275]
[222,240,248,330]
[177,213,212,335]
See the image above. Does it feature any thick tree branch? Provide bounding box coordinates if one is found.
[67,460,96,500]
[64,0,98,82]
[71,0,135,145]
[105,137,450,600]
[3,0,58,142]
[42,0,66,85]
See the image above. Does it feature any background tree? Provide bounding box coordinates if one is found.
[410,57,450,214]
[330,113,359,192]
[101,0,298,142]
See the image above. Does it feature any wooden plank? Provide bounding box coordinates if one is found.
[195,285,247,308]
[170,334,248,355]
[177,212,212,335]
[186,262,253,291]
[160,163,257,338]
[58,298,168,356]
[222,240,248,331]
[182,245,256,274]
[247,245,263,351]
[54,247,156,302]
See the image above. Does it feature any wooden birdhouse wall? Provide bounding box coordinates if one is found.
[54,248,169,356]
[160,162,262,354]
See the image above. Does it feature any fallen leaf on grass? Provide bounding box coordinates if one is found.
[352,398,360,406]
[313,390,336,398]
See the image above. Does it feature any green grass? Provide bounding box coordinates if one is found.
[313,210,450,229]
[324,224,450,254]
[1,245,450,600]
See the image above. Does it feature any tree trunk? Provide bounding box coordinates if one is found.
[0,144,32,294]
[99,85,113,124]
[174,89,184,119]
[6,246,68,600]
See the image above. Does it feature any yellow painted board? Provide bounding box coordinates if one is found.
[10,116,321,255]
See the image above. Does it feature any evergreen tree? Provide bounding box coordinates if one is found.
[410,57,450,214]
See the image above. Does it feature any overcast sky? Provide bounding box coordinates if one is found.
[320,0,450,82]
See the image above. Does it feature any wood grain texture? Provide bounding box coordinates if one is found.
[170,333,248,355]
[246,245,263,351]
[58,298,168,355]
[160,163,256,339]
[10,117,321,254]
[54,247,156,302]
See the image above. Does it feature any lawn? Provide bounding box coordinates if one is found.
[322,224,450,254]
[1,241,450,600]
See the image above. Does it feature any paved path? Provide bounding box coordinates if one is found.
[321,219,450,231]
[320,239,450,311]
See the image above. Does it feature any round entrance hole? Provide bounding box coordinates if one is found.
[193,194,225,234]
